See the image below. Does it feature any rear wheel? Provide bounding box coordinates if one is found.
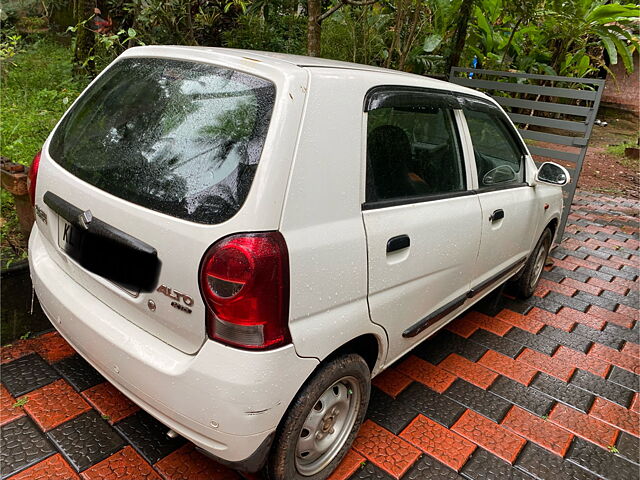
[265,354,370,480]
[514,228,552,298]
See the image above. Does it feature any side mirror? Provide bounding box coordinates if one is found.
[536,162,570,186]
[483,165,517,185]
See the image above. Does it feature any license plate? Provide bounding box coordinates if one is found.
[57,216,139,297]
[57,217,83,257]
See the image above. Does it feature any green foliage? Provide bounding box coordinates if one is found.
[320,0,459,74]
[0,32,23,61]
[121,0,248,46]
[465,0,639,77]
[222,12,306,54]
[0,39,88,166]
[321,6,390,64]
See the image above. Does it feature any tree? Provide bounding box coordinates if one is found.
[73,0,96,77]
[444,0,474,74]
[307,0,379,56]
[382,0,431,70]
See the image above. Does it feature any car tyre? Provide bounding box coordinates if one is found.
[265,354,370,480]
[514,228,553,299]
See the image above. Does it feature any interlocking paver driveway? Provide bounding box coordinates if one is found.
[1,191,638,480]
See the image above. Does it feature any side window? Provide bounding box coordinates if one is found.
[463,108,525,188]
[366,103,466,203]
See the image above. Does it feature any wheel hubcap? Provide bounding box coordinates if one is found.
[295,376,361,476]
[531,239,549,289]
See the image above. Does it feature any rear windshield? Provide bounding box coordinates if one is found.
[49,57,276,224]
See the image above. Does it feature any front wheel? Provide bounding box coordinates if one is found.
[514,228,553,298]
[265,354,371,480]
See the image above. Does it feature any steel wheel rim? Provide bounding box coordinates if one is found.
[294,376,361,476]
[530,239,549,290]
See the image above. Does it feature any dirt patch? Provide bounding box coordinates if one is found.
[577,108,639,198]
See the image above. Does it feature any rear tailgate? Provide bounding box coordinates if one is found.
[32,47,308,353]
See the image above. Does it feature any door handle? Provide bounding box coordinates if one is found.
[387,234,410,253]
[489,209,505,222]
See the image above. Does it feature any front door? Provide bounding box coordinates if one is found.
[460,97,539,294]
[362,87,482,363]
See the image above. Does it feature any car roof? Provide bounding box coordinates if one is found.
[123,46,492,101]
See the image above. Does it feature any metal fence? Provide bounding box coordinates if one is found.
[449,67,605,241]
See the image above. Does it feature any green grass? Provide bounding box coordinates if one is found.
[1,37,89,166]
[606,141,640,169]
[1,37,89,265]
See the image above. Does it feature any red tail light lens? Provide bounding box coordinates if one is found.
[199,232,290,350]
[27,150,41,205]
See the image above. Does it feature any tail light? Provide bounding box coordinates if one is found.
[199,232,290,350]
[27,150,42,205]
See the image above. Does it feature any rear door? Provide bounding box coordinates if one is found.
[33,50,306,353]
[459,96,540,295]
[362,87,482,362]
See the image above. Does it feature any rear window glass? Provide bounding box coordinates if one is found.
[49,57,276,224]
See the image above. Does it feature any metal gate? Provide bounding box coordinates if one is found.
[449,67,605,241]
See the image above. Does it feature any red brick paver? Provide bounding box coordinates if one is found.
[82,382,140,424]
[538,278,578,297]
[527,307,575,332]
[560,277,602,296]
[548,404,619,449]
[446,316,479,338]
[589,397,640,437]
[451,409,526,463]
[552,346,610,378]
[586,277,629,296]
[154,444,239,480]
[501,406,573,457]
[462,311,512,336]
[32,332,75,364]
[621,342,640,359]
[0,340,35,365]
[372,369,412,399]
[400,415,475,471]
[353,420,421,478]
[396,356,456,393]
[328,449,365,480]
[588,343,638,373]
[517,348,575,382]
[81,447,161,480]
[495,309,544,334]
[0,384,25,426]
[439,354,498,389]
[556,307,606,331]
[20,379,91,431]
[7,454,80,480]
[589,305,636,329]
[478,350,537,385]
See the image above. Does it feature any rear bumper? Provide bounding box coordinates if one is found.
[29,226,319,469]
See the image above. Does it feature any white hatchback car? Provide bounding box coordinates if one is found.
[28,46,569,479]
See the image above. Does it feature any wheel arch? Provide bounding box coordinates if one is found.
[322,333,383,374]
[546,216,559,242]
